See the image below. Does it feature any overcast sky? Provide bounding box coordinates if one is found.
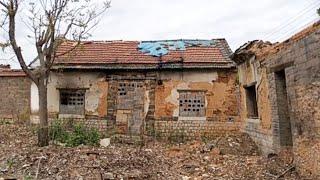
[1,0,319,68]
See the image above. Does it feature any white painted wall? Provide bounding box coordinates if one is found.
[30,82,40,123]
[47,71,106,116]
[31,82,39,113]
[30,71,106,121]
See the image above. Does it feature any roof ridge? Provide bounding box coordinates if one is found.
[140,38,225,42]
[62,39,227,44]
[62,40,139,44]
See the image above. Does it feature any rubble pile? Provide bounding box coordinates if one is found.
[0,122,300,179]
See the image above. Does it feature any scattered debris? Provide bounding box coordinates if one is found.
[0,122,301,179]
[100,138,111,147]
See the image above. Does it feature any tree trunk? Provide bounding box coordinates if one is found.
[37,77,49,147]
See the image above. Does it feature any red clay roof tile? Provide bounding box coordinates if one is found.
[0,69,26,77]
[54,39,235,69]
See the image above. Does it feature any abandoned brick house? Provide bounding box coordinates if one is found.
[0,21,319,177]
[232,21,320,176]
[0,64,31,120]
[29,39,240,136]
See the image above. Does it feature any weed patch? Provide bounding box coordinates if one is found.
[49,120,100,147]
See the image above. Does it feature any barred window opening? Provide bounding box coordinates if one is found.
[59,89,85,115]
[179,91,206,117]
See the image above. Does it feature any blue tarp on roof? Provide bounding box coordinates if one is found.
[138,40,216,57]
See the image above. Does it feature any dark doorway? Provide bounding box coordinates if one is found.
[245,85,259,118]
[275,70,293,146]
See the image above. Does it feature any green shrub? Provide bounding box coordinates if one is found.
[85,128,100,146]
[49,120,69,143]
[49,120,101,147]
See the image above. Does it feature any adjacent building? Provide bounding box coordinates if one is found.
[0,64,31,120]
[232,21,320,177]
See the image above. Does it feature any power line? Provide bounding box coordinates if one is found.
[266,12,319,41]
[269,13,319,42]
[264,0,320,38]
[263,0,320,39]
[272,17,319,42]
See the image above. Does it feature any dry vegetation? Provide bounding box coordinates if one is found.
[0,120,300,179]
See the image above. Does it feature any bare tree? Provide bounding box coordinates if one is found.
[0,0,110,146]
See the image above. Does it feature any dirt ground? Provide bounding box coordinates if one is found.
[0,121,301,180]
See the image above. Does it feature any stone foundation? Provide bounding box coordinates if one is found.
[154,120,241,138]
[243,119,273,154]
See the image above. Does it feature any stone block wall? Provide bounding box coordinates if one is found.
[237,58,274,154]
[52,118,111,132]
[236,24,320,177]
[243,120,273,154]
[154,120,241,139]
[264,27,320,143]
[0,76,31,120]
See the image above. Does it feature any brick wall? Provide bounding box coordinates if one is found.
[243,120,273,154]
[154,70,239,122]
[240,25,319,177]
[51,118,111,132]
[154,120,241,139]
[234,22,319,177]
[0,76,31,120]
[237,58,274,154]
[264,27,320,141]
[106,72,156,135]
[44,69,240,137]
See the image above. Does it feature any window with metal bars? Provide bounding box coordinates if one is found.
[59,89,85,115]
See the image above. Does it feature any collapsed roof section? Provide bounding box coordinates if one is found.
[231,40,274,64]
[53,39,235,70]
[138,40,217,57]
[232,20,320,64]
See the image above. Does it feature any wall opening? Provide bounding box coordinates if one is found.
[59,89,85,115]
[245,85,258,118]
[116,81,145,135]
[275,70,293,147]
[178,90,206,117]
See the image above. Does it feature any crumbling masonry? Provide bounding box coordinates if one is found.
[29,39,240,138]
[232,21,320,177]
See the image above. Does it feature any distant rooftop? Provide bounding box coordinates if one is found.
[0,64,26,77]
